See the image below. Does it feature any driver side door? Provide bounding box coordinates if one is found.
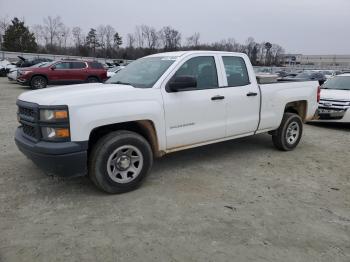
[49,62,71,84]
[161,55,227,150]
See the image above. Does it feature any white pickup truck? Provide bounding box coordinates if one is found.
[15,51,320,193]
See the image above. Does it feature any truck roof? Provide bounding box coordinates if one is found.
[148,50,246,58]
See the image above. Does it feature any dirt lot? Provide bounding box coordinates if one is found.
[0,77,349,262]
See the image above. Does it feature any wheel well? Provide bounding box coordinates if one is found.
[88,120,162,157]
[284,101,307,121]
[87,75,100,81]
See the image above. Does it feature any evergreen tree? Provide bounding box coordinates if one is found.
[3,17,37,52]
[85,28,100,56]
[113,32,123,49]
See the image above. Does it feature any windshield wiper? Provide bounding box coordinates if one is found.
[115,81,133,86]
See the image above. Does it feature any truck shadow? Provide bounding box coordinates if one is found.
[307,122,350,131]
[152,134,273,174]
[38,134,274,196]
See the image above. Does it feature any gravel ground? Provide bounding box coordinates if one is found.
[0,78,349,262]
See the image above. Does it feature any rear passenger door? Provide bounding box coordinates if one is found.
[69,61,88,83]
[219,55,260,136]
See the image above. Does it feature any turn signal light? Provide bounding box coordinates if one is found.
[54,110,68,119]
[56,128,70,138]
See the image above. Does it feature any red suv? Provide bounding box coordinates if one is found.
[17,60,108,89]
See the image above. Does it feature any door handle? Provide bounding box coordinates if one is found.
[246,92,258,97]
[211,95,225,101]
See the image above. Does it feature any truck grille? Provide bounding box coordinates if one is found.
[17,100,40,140]
[18,107,35,119]
[22,124,36,137]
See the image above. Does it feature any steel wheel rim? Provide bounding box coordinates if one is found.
[106,145,143,184]
[286,121,300,145]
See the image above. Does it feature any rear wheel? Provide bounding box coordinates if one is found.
[89,131,153,194]
[87,77,100,83]
[272,113,303,151]
[30,76,47,89]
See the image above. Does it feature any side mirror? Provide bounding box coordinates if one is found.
[318,79,326,86]
[168,76,197,92]
[50,66,56,70]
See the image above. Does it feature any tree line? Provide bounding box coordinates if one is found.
[0,16,285,66]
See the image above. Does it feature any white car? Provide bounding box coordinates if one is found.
[7,68,18,81]
[107,66,125,78]
[316,74,350,123]
[15,51,319,193]
[7,62,50,81]
[0,60,16,77]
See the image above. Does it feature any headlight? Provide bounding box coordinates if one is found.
[41,127,70,140]
[40,109,68,121]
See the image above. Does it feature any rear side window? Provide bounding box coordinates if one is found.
[71,62,86,69]
[222,56,250,87]
[54,62,70,69]
[174,56,218,89]
[89,62,104,69]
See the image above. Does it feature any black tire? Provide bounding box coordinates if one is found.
[272,113,303,151]
[89,130,153,194]
[87,76,100,83]
[30,76,47,89]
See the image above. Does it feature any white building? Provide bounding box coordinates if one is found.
[283,54,350,68]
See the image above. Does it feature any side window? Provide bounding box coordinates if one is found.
[90,62,104,69]
[71,62,86,69]
[174,56,218,89]
[222,56,250,87]
[54,62,70,69]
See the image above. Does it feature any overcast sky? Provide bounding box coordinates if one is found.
[1,0,349,54]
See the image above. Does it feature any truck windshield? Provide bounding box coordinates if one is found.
[105,57,176,88]
[322,76,350,90]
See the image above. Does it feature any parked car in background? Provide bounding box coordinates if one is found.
[17,60,107,89]
[316,74,350,123]
[107,66,125,78]
[16,56,53,68]
[0,60,17,77]
[7,62,50,82]
[281,71,326,84]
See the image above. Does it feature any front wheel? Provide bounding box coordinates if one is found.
[89,131,153,194]
[272,113,303,151]
[30,76,47,89]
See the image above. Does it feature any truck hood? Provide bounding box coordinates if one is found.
[18,83,157,106]
[321,89,350,101]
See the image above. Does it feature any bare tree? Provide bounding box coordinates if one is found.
[186,32,200,47]
[159,26,181,50]
[264,42,273,65]
[72,26,84,46]
[0,16,10,49]
[140,25,159,49]
[58,25,70,49]
[134,26,144,48]
[270,44,284,65]
[126,33,135,48]
[43,16,63,47]
[31,24,46,46]
[97,25,107,50]
[105,25,115,50]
